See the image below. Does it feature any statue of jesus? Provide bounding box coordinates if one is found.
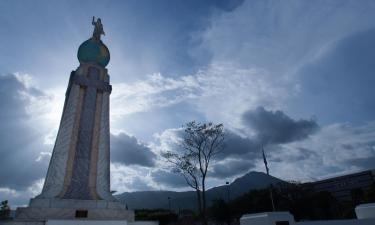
[92,16,105,41]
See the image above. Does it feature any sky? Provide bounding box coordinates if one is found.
[0,0,375,207]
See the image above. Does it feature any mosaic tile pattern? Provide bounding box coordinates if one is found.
[96,92,115,200]
[63,67,112,199]
[38,80,80,198]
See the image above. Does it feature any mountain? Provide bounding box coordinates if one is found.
[116,171,285,210]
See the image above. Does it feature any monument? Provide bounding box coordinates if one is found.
[13,17,135,223]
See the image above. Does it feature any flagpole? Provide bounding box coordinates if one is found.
[262,144,275,211]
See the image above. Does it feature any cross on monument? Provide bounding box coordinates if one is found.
[63,67,111,199]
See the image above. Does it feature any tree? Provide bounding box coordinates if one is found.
[209,198,230,225]
[135,209,178,225]
[364,184,375,203]
[0,200,10,220]
[163,150,203,214]
[163,121,224,225]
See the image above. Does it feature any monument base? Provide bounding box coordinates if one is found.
[14,198,134,222]
[0,220,158,225]
[46,220,127,225]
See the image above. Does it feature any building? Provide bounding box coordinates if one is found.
[307,170,375,201]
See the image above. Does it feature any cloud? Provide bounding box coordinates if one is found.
[210,159,254,178]
[111,63,292,137]
[110,164,156,193]
[0,179,44,208]
[199,1,375,74]
[150,170,188,188]
[242,106,319,145]
[152,107,318,181]
[153,126,257,159]
[109,1,375,142]
[111,73,201,119]
[218,130,259,159]
[289,28,375,124]
[111,132,156,167]
[111,120,375,192]
[268,121,375,181]
[0,74,50,190]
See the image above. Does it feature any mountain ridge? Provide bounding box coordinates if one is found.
[116,171,285,210]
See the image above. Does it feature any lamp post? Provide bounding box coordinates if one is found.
[226,181,231,225]
[168,196,171,212]
[225,181,230,203]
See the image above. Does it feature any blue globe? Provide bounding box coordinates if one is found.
[77,38,110,67]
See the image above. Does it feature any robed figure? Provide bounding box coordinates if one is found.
[92,16,105,41]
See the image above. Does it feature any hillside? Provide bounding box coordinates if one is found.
[116,171,285,210]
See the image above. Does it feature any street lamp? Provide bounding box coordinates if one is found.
[225,181,230,203]
[167,196,171,212]
[226,181,231,225]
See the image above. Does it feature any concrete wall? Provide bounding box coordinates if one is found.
[297,219,375,225]
[0,222,44,225]
[240,212,375,225]
[0,220,158,225]
[46,220,127,225]
[355,203,375,219]
[129,222,159,225]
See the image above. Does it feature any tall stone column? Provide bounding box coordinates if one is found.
[14,19,134,221]
[39,64,113,201]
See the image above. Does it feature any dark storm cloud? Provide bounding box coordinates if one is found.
[211,107,318,161]
[129,177,155,191]
[217,131,259,159]
[271,147,319,163]
[0,74,48,190]
[157,107,319,180]
[347,157,375,169]
[211,159,254,178]
[151,169,188,188]
[111,133,156,167]
[208,107,319,178]
[242,107,319,145]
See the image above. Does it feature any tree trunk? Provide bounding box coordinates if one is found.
[196,189,202,216]
[202,176,207,225]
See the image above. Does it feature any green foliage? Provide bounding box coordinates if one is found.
[209,199,230,223]
[208,183,366,222]
[287,189,340,220]
[364,184,375,203]
[135,209,178,225]
[229,188,274,217]
[0,200,10,220]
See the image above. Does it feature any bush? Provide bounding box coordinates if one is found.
[135,209,178,225]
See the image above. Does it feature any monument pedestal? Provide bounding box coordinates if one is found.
[46,220,127,225]
[14,198,134,221]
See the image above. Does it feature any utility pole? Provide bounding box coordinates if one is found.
[262,145,275,211]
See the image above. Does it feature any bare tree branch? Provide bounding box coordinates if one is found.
[161,121,225,225]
